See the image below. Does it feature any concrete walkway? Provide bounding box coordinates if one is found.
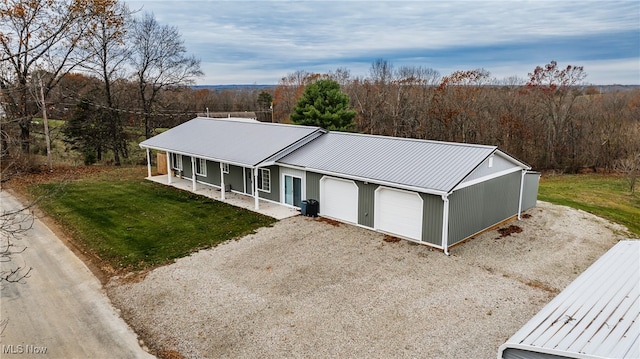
[147,175,300,220]
[0,191,155,359]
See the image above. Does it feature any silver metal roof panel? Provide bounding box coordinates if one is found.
[140,117,323,167]
[278,131,502,193]
[497,240,640,359]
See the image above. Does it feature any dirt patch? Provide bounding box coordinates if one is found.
[315,216,341,226]
[108,201,630,359]
[497,225,523,238]
[383,234,402,243]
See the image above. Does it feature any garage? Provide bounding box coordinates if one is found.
[320,176,358,223]
[375,187,423,241]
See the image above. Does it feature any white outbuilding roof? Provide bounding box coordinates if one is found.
[497,240,640,359]
[139,117,324,167]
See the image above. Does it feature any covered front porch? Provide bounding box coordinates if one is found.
[146,175,300,220]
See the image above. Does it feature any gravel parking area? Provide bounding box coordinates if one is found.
[107,201,629,359]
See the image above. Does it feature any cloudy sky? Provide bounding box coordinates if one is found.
[125,0,639,85]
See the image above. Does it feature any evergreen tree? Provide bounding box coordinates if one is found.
[290,79,356,131]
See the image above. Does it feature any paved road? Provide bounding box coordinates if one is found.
[0,191,155,359]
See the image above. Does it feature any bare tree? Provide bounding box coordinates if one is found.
[77,0,132,164]
[129,12,203,139]
[0,0,97,156]
[0,200,34,285]
[617,153,640,193]
[526,60,587,169]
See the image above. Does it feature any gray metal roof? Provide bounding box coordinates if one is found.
[498,240,640,359]
[140,117,323,167]
[278,131,511,193]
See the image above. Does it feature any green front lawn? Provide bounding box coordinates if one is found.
[31,168,275,270]
[538,174,640,236]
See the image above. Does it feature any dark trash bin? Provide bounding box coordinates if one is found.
[300,200,309,216]
[307,199,319,217]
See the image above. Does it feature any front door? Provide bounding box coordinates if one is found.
[284,175,302,207]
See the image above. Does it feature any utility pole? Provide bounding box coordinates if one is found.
[39,77,52,171]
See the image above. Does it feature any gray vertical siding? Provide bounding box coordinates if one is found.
[357,182,376,228]
[224,164,244,192]
[421,193,444,246]
[448,171,521,245]
[201,160,221,186]
[258,165,280,202]
[306,171,322,207]
[522,172,540,211]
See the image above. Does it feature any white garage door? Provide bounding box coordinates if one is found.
[320,177,358,223]
[375,187,423,241]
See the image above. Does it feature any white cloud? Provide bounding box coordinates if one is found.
[126,0,640,84]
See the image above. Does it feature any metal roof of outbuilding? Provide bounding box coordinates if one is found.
[497,240,640,359]
[277,131,517,194]
[139,117,324,167]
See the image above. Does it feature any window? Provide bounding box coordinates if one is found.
[257,168,270,192]
[488,155,494,168]
[222,163,230,174]
[195,158,206,176]
[171,153,183,170]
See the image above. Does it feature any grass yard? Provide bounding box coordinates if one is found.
[538,173,640,236]
[29,167,275,271]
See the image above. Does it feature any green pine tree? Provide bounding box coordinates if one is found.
[290,79,356,131]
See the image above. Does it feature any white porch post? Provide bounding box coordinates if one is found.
[146,148,151,178]
[220,162,225,201]
[254,167,259,210]
[167,152,172,184]
[191,157,197,191]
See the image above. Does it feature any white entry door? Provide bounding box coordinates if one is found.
[320,176,358,224]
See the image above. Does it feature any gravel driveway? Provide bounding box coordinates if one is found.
[108,201,629,359]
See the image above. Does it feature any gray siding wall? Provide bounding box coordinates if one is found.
[462,153,519,183]
[357,182,376,228]
[224,164,244,192]
[448,171,521,245]
[522,172,540,211]
[201,160,221,186]
[421,193,444,246]
[306,172,323,212]
[258,165,280,202]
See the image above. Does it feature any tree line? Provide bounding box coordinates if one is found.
[1,0,202,175]
[274,61,639,173]
[1,1,638,177]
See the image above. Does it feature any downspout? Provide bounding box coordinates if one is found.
[441,194,450,256]
[254,167,259,210]
[220,162,225,201]
[517,170,525,220]
[146,148,151,178]
[191,157,197,191]
[166,152,172,184]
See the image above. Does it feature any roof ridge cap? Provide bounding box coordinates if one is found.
[326,130,496,149]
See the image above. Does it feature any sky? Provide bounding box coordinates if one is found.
[125,0,640,85]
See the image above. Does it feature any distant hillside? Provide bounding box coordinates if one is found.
[192,84,276,91]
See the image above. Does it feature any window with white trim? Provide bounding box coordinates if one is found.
[195,158,206,176]
[222,163,230,174]
[171,153,183,170]
[257,168,270,192]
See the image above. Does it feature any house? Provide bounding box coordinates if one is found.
[497,240,640,359]
[140,117,540,253]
